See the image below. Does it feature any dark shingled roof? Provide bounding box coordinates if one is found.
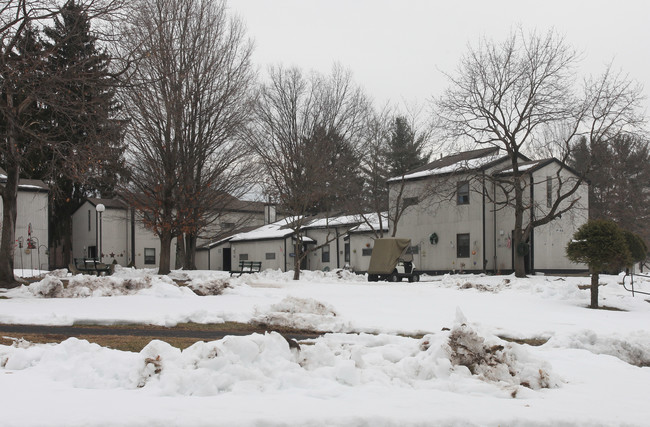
[405,147,501,176]
[86,197,128,210]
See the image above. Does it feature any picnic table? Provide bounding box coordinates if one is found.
[230,260,262,277]
[69,258,114,276]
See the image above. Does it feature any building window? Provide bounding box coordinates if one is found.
[144,248,156,265]
[265,252,275,260]
[322,245,330,263]
[362,248,373,256]
[457,181,470,205]
[457,234,470,258]
[344,243,350,263]
[88,210,91,231]
[403,197,419,208]
[222,222,235,230]
[239,253,249,261]
[546,176,553,208]
[406,245,419,255]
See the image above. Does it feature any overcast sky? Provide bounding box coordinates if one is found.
[227,0,650,115]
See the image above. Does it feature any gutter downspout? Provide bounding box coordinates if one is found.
[493,179,497,274]
[336,229,340,269]
[482,171,486,273]
[131,208,136,266]
[530,173,535,274]
[284,237,287,272]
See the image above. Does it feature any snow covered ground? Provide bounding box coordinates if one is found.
[1,267,649,426]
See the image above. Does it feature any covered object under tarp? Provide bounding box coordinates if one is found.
[367,238,411,275]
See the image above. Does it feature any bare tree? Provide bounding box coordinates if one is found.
[436,29,645,277]
[248,64,369,279]
[120,0,255,274]
[0,0,125,287]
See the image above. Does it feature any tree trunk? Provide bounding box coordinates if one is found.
[513,174,527,278]
[0,163,19,288]
[293,236,301,280]
[62,216,73,267]
[175,234,184,269]
[513,230,527,278]
[158,232,172,275]
[590,270,599,308]
[183,233,197,270]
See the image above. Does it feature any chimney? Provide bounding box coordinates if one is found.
[264,204,277,224]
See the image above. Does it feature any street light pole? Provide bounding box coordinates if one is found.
[96,204,105,262]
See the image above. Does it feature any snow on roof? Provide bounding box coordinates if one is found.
[229,217,313,243]
[496,159,548,175]
[387,147,506,183]
[226,212,389,244]
[17,183,48,191]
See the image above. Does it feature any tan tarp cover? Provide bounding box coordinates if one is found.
[367,238,411,274]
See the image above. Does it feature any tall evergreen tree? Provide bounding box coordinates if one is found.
[386,116,430,176]
[570,134,650,247]
[38,0,126,265]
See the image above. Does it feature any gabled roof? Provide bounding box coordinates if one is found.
[303,212,389,233]
[387,147,528,183]
[212,212,389,246]
[0,168,48,192]
[228,216,314,243]
[86,197,128,210]
[198,225,262,250]
[494,157,584,179]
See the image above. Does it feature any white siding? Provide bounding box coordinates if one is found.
[390,172,488,272]
[389,160,589,274]
[4,189,49,271]
[230,238,292,272]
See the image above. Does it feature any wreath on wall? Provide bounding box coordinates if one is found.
[429,233,439,245]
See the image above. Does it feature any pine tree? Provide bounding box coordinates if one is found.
[569,134,650,247]
[566,219,632,308]
[386,116,430,176]
[39,0,126,265]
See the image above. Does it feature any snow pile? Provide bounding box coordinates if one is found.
[253,296,348,332]
[24,271,195,298]
[27,275,65,297]
[232,268,367,286]
[434,273,587,300]
[546,330,650,367]
[184,278,231,296]
[1,324,557,399]
[446,321,558,392]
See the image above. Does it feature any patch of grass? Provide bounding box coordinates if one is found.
[498,336,549,346]
[0,296,8,300]
[0,321,322,352]
[0,333,204,352]
[67,321,319,335]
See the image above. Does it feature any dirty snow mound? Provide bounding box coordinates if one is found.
[186,278,231,296]
[28,275,64,297]
[253,296,347,332]
[441,308,560,394]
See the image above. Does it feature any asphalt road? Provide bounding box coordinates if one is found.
[0,324,321,342]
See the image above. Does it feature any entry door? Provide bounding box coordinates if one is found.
[223,248,231,272]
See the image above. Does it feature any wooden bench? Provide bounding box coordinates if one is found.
[230,260,262,277]
[69,258,114,276]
